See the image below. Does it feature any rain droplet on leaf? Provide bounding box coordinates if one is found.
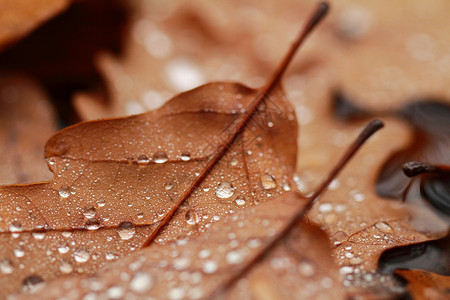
[117,222,136,240]
[215,181,234,199]
[261,174,277,190]
[153,151,168,163]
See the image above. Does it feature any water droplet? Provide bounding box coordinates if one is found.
[298,261,315,277]
[9,221,22,232]
[85,218,101,231]
[173,257,190,270]
[230,158,238,167]
[332,231,348,245]
[137,155,150,165]
[59,260,73,274]
[215,181,234,199]
[117,222,136,240]
[32,232,46,240]
[0,259,13,274]
[168,287,185,300]
[235,198,245,206]
[105,253,118,261]
[180,152,191,161]
[57,245,69,254]
[97,198,106,207]
[73,248,90,263]
[352,192,365,202]
[318,203,333,213]
[164,182,173,190]
[107,286,124,299]
[375,222,393,233]
[202,260,218,273]
[328,179,340,190]
[261,174,277,190]
[61,231,72,238]
[153,151,168,163]
[282,183,291,191]
[130,272,154,293]
[83,206,96,219]
[58,186,71,198]
[21,275,44,292]
[226,251,244,264]
[198,249,210,258]
[14,247,25,258]
[185,210,199,225]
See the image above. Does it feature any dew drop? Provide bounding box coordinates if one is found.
[352,192,365,202]
[261,174,277,190]
[230,158,238,167]
[318,203,333,213]
[85,218,101,231]
[97,198,106,207]
[215,181,234,199]
[137,155,150,165]
[57,245,69,254]
[202,260,218,274]
[226,251,244,264]
[332,231,348,245]
[83,206,96,219]
[73,248,90,263]
[374,222,393,233]
[14,247,25,258]
[9,222,22,233]
[282,183,291,191]
[180,152,191,161]
[0,259,14,274]
[153,151,168,163]
[59,260,73,274]
[298,261,315,277]
[164,182,173,190]
[107,286,124,299]
[130,272,154,293]
[235,198,245,206]
[32,232,46,240]
[105,253,118,261]
[185,210,199,225]
[58,186,71,198]
[21,275,44,292]
[117,222,136,240]
[61,231,72,238]
[168,287,185,300]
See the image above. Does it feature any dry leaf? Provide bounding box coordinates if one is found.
[0,80,297,297]
[0,0,70,50]
[0,75,57,184]
[396,269,450,300]
[15,193,346,300]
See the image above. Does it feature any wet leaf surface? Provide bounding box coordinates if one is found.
[0,80,297,297]
[15,193,345,300]
[396,269,450,300]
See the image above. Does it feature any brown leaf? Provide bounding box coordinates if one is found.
[0,0,71,50]
[396,269,450,300]
[15,193,346,300]
[0,80,297,297]
[0,75,57,184]
[297,83,448,294]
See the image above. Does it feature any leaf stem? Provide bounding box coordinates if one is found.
[141,2,330,248]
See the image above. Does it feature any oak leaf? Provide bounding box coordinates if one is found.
[0,75,57,184]
[0,0,70,50]
[15,193,346,300]
[0,81,297,297]
[396,269,450,300]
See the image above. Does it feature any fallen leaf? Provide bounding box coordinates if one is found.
[0,73,297,297]
[0,0,70,50]
[15,193,346,300]
[0,75,57,184]
[395,269,450,300]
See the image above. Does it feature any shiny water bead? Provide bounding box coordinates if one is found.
[73,248,90,263]
[137,155,150,165]
[117,222,136,240]
[153,151,168,163]
[261,174,277,190]
[58,186,71,198]
[215,181,234,199]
